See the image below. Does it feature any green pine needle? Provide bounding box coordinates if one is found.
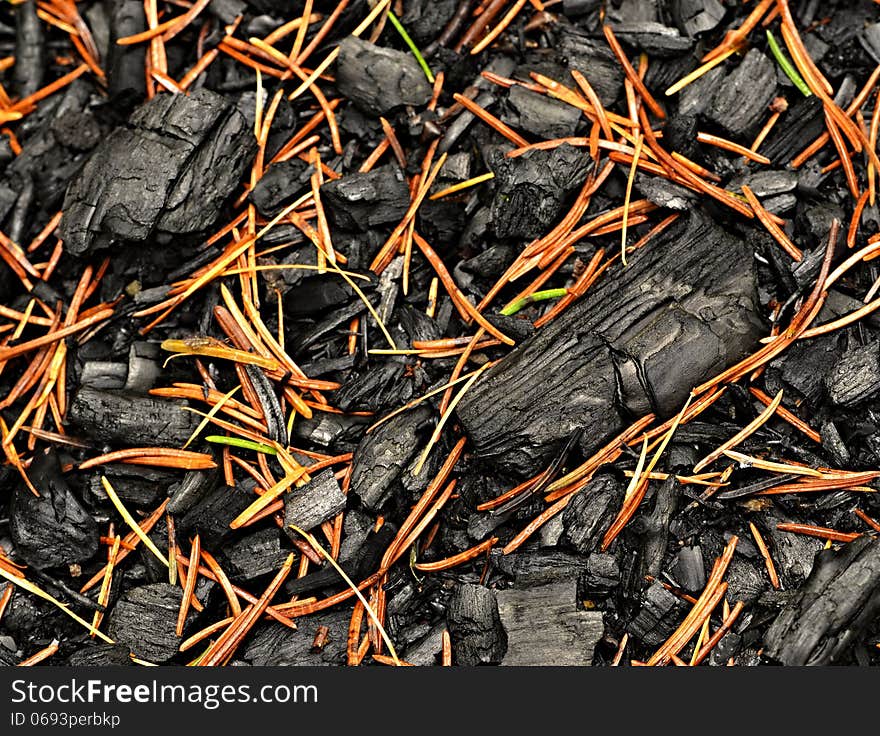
[500,288,568,316]
[766,30,812,97]
[205,435,278,454]
[387,10,434,84]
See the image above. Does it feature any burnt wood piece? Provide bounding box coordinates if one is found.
[628,580,687,647]
[283,468,346,533]
[175,478,256,549]
[561,475,624,554]
[457,210,762,476]
[503,86,581,140]
[322,165,410,231]
[764,536,880,665]
[69,387,197,447]
[60,89,256,255]
[335,37,433,116]
[106,0,147,97]
[447,583,507,665]
[10,450,99,569]
[639,475,679,579]
[66,644,134,667]
[239,610,350,666]
[14,0,45,98]
[282,523,396,597]
[496,580,603,666]
[705,49,777,136]
[108,583,186,663]
[349,405,432,511]
[218,528,289,582]
[826,341,880,406]
[487,143,590,240]
[249,159,311,217]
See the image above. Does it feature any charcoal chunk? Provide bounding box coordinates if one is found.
[350,405,432,510]
[496,580,602,666]
[69,387,198,447]
[487,143,590,240]
[504,86,581,140]
[457,210,762,475]
[447,583,506,665]
[283,469,346,533]
[250,159,311,217]
[66,644,134,667]
[61,89,256,254]
[239,610,349,665]
[761,96,825,164]
[764,536,880,665]
[10,450,99,569]
[176,479,255,548]
[560,30,624,105]
[628,580,686,647]
[826,341,880,406]
[108,583,185,662]
[106,0,146,97]
[671,545,706,592]
[335,37,432,116]
[219,528,289,581]
[671,0,725,36]
[706,49,777,136]
[561,475,623,553]
[322,166,410,231]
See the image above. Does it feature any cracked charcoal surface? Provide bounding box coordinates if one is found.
[335,37,433,116]
[108,584,186,663]
[457,209,763,476]
[69,387,198,447]
[10,450,99,569]
[764,536,880,665]
[60,89,256,255]
[3,0,880,669]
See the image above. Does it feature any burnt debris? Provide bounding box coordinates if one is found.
[2,0,880,669]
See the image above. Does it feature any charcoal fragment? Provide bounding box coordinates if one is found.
[283,468,346,533]
[69,387,198,447]
[706,49,777,136]
[322,166,410,231]
[487,143,590,240]
[764,536,880,665]
[108,583,186,662]
[503,86,581,140]
[60,89,256,255]
[447,583,506,665]
[458,210,762,475]
[335,37,432,116]
[496,580,602,666]
[10,450,99,569]
[826,341,880,406]
[561,475,623,553]
[350,406,432,511]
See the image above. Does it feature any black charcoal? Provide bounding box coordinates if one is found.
[61,89,256,255]
[458,210,762,475]
[349,406,432,510]
[496,580,603,666]
[10,450,99,569]
[561,475,623,553]
[447,583,506,665]
[706,49,777,136]
[283,469,346,533]
[322,165,410,231]
[108,584,186,662]
[826,341,880,406]
[503,86,581,140]
[764,536,880,665]
[69,387,198,447]
[487,143,590,240]
[335,38,433,116]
